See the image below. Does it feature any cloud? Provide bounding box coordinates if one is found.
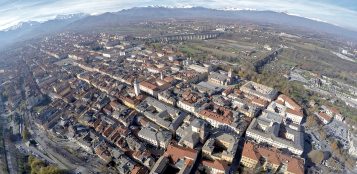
[0,0,356,31]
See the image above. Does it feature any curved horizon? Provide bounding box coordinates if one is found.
[0,0,357,31]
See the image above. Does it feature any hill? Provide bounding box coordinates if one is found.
[1,7,357,49]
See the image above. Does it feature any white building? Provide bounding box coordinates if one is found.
[138,127,172,149]
[188,64,211,74]
[208,72,232,86]
[246,112,304,156]
[240,81,278,102]
[266,101,303,125]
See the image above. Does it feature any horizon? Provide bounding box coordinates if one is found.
[0,1,357,174]
[0,0,357,32]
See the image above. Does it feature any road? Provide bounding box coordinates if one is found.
[3,138,16,174]
[0,80,10,87]
[19,60,101,174]
[0,111,16,174]
[24,112,97,173]
[16,143,55,164]
[27,116,80,170]
[347,166,357,174]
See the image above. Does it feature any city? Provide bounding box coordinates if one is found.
[0,2,357,174]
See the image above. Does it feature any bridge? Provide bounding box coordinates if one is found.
[142,32,222,42]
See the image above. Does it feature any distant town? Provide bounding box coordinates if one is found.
[0,17,356,174]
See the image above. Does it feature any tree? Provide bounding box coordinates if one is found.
[308,150,325,165]
[318,129,327,140]
[330,140,341,152]
[22,126,30,141]
[306,115,317,128]
[0,90,8,101]
[30,157,46,174]
[19,100,27,111]
[28,155,68,174]
[39,166,68,174]
[346,156,357,170]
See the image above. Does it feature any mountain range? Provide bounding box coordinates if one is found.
[1,7,357,49]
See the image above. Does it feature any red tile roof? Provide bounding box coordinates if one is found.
[251,97,268,107]
[109,101,121,110]
[242,141,260,161]
[131,165,148,174]
[242,141,304,174]
[140,81,159,91]
[222,87,234,96]
[163,76,175,83]
[327,106,340,115]
[318,112,333,122]
[277,94,302,111]
[202,160,228,172]
[103,126,114,137]
[286,108,304,117]
[164,143,197,164]
[199,109,233,125]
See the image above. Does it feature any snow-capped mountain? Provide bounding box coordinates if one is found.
[1,13,87,32]
[1,7,357,49]
[3,21,40,32]
[0,13,87,48]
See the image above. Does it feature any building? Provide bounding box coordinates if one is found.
[136,97,185,131]
[139,78,171,98]
[277,95,301,110]
[178,118,208,149]
[138,127,159,147]
[119,95,145,109]
[188,64,211,74]
[174,70,203,83]
[240,81,278,102]
[138,127,172,149]
[266,94,304,124]
[266,99,304,125]
[251,97,269,108]
[231,97,259,118]
[131,165,149,174]
[157,131,173,149]
[150,143,198,174]
[321,105,344,122]
[202,133,238,163]
[195,82,224,96]
[208,72,232,86]
[240,141,304,174]
[198,103,245,134]
[201,160,229,174]
[150,156,170,174]
[246,112,304,156]
[115,155,138,174]
[316,111,333,125]
[139,81,159,97]
[134,79,140,96]
[158,89,177,106]
[177,90,206,114]
[94,141,112,162]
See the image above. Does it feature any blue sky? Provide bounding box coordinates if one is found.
[0,0,357,31]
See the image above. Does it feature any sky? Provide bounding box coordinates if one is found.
[0,0,357,31]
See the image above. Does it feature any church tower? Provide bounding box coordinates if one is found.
[228,68,233,78]
[160,72,164,80]
[134,78,140,96]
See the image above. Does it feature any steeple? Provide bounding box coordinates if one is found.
[228,68,233,78]
[160,71,164,80]
[133,78,140,96]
